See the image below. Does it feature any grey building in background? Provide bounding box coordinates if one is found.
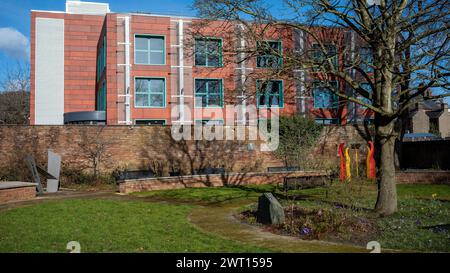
[407,99,450,138]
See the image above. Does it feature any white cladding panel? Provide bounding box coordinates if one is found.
[35,18,65,125]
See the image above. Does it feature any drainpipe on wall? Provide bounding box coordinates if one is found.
[350,30,356,124]
[178,19,185,123]
[117,15,132,125]
[238,24,247,125]
[170,19,192,125]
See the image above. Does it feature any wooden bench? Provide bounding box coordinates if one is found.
[282,173,335,191]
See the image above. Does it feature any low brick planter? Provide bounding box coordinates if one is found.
[0,182,37,203]
[118,171,329,194]
[396,170,450,185]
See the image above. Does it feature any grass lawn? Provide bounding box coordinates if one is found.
[135,182,450,252]
[131,185,274,203]
[283,183,450,252]
[1,183,448,253]
[0,199,268,253]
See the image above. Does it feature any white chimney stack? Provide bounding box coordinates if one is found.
[367,0,381,5]
[66,1,110,15]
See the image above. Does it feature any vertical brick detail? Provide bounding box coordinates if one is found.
[64,14,105,114]
[30,11,105,124]
[106,14,118,124]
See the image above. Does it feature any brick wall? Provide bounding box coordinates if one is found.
[314,125,373,156]
[0,125,282,180]
[2,124,446,189]
[0,187,36,203]
[0,125,369,181]
[396,170,450,185]
[30,11,105,124]
[119,171,328,194]
[120,170,450,194]
[64,14,105,113]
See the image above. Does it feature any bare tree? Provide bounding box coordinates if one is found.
[0,62,30,124]
[193,0,450,215]
[77,127,114,179]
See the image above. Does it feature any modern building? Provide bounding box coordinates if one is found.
[30,0,373,126]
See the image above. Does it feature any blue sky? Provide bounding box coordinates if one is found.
[0,0,197,79]
[0,0,447,104]
[0,0,284,81]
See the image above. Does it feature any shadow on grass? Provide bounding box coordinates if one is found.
[133,181,377,214]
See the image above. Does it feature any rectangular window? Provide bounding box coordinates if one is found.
[96,81,106,111]
[257,41,282,68]
[135,120,166,125]
[430,118,440,135]
[311,43,338,70]
[96,33,106,81]
[313,81,339,109]
[357,82,372,109]
[195,119,224,125]
[135,35,165,65]
[315,118,339,125]
[257,80,284,108]
[194,79,224,108]
[359,47,373,72]
[364,119,374,125]
[195,38,222,67]
[135,78,165,108]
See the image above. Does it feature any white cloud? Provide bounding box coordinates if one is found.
[0,27,30,60]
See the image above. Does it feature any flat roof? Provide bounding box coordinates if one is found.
[31,9,197,20]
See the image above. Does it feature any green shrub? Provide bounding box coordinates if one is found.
[275,115,323,169]
[60,167,115,185]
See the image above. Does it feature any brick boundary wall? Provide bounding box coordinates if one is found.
[0,186,36,203]
[120,169,450,194]
[396,170,450,185]
[119,171,328,194]
[0,125,284,178]
[0,125,371,178]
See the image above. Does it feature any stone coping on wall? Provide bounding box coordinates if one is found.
[117,170,329,183]
[0,182,37,203]
[118,171,330,194]
[0,182,38,190]
[399,169,450,173]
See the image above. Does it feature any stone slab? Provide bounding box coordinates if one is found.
[0,182,38,190]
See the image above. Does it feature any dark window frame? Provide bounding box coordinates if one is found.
[313,81,339,109]
[311,43,338,70]
[194,38,223,67]
[135,119,166,126]
[256,40,283,68]
[134,35,166,65]
[134,77,166,108]
[194,79,224,108]
[256,80,284,108]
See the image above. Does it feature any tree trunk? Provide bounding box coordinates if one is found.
[375,117,398,216]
